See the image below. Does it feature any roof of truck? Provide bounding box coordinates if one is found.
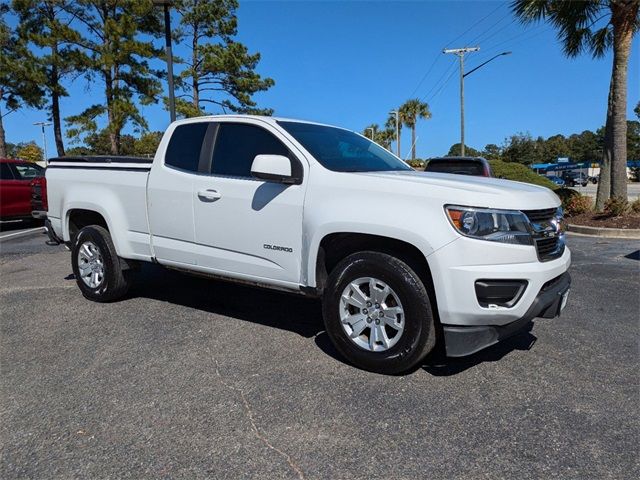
[171,114,339,129]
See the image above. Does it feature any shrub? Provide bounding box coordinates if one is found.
[488,160,558,190]
[564,194,593,216]
[631,198,640,214]
[603,197,630,217]
[406,159,425,169]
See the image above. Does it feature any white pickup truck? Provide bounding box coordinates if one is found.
[43,115,570,374]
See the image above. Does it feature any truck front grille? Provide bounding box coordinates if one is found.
[522,208,556,223]
[521,208,564,261]
[535,237,563,261]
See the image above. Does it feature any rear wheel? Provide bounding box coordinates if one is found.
[71,225,131,302]
[322,251,436,374]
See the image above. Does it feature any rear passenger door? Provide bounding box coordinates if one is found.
[147,121,214,265]
[191,120,306,286]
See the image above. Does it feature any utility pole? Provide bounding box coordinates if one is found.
[389,110,400,157]
[33,121,52,165]
[443,47,479,156]
[153,0,176,123]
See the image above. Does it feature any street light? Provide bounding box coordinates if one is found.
[33,121,52,165]
[443,48,511,156]
[366,127,375,141]
[153,0,176,123]
[389,110,400,157]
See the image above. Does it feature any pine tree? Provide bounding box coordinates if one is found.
[0,4,44,157]
[174,0,274,117]
[13,0,89,157]
[64,0,163,155]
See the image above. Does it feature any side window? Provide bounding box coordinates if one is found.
[165,122,210,172]
[13,163,42,180]
[211,123,289,178]
[1,163,14,180]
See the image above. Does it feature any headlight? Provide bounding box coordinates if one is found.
[445,205,532,245]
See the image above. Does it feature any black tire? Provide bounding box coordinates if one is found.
[71,225,131,302]
[322,251,436,375]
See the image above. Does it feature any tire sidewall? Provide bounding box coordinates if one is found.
[323,252,435,374]
[71,226,121,301]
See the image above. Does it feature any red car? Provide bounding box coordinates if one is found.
[0,158,45,221]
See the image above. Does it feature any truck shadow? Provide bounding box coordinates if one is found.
[421,330,537,376]
[120,264,537,376]
[127,264,324,338]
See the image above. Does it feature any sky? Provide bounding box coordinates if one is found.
[4,0,640,159]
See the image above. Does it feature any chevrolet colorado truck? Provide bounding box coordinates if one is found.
[43,115,571,374]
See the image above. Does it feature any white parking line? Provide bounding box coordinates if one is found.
[0,227,45,240]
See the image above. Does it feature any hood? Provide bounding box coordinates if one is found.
[353,170,560,210]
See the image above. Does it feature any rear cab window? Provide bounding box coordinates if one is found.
[165,122,211,172]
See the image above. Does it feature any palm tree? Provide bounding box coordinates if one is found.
[512,0,639,209]
[376,128,396,151]
[362,123,379,141]
[400,99,432,160]
[386,112,402,157]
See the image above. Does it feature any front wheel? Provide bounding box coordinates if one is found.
[322,251,436,374]
[71,225,131,302]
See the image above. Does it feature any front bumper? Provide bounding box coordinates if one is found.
[442,272,571,357]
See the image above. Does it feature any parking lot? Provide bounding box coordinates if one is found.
[1,229,638,479]
[569,182,640,200]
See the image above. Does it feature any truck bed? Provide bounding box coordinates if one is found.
[46,156,154,261]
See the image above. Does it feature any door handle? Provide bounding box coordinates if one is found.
[197,189,222,201]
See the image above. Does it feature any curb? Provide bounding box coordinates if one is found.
[567,223,640,239]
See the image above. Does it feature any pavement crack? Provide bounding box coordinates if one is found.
[214,359,305,480]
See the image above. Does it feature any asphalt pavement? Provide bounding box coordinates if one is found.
[569,182,640,200]
[1,230,638,479]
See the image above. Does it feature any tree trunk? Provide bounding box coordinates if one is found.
[51,90,65,157]
[105,70,118,155]
[0,102,6,158]
[411,123,416,160]
[192,26,199,112]
[50,42,65,157]
[608,1,636,201]
[596,106,612,211]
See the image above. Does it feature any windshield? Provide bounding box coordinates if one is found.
[278,121,411,173]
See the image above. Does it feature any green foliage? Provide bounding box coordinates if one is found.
[482,143,502,161]
[630,197,640,213]
[16,142,43,162]
[13,0,90,156]
[399,99,431,160]
[405,159,425,169]
[175,0,274,116]
[66,129,161,157]
[603,197,630,217]
[63,0,163,154]
[501,132,541,164]
[447,143,481,157]
[0,5,45,156]
[489,159,558,189]
[134,131,162,157]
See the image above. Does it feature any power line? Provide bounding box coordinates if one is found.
[420,57,458,102]
[407,1,504,99]
[443,2,504,50]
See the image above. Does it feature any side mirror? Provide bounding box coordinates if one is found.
[251,154,298,184]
